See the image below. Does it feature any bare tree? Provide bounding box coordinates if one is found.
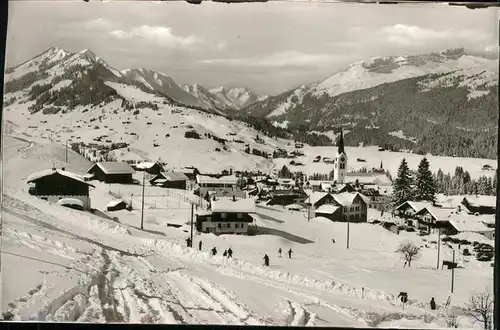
[396,241,421,267]
[464,289,493,329]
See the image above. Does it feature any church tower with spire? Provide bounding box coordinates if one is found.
[334,129,347,184]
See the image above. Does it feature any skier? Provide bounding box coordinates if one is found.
[227,248,233,258]
[263,254,270,267]
[278,248,282,257]
[430,297,436,310]
[332,239,336,244]
[223,250,228,257]
[211,247,217,256]
[199,240,202,251]
[287,248,293,259]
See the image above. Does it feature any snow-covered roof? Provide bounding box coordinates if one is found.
[448,214,494,233]
[57,198,84,207]
[320,183,332,190]
[308,192,329,206]
[135,162,157,170]
[315,204,340,214]
[196,174,237,185]
[162,172,189,181]
[211,198,255,213]
[27,169,95,187]
[462,196,496,208]
[285,203,304,210]
[332,192,369,206]
[107,200,126,208]
[416,206,455,221]
[89,162,135,175]
[395,201,433,213]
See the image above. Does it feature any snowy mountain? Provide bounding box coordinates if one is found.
[242,48,498,159]
[209,86,264,110]
[120,68,208,109]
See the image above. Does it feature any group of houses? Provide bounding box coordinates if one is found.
[26,160,196,212]
[394,196,496,239]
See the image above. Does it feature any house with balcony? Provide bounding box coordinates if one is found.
[394,201,434,227]
[195,197,256,235]
[309,191,369,222]
[414,206,456,234]
[27,168,95,211]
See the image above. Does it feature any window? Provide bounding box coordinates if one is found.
[235,223,239,228]
[237,213,242,219]
[207,217,211,222]
[218,223,222,229]
[221,213,227,219]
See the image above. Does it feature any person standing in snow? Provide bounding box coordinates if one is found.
[211,247,217,256]
[287,248,293,259]
[199,240,202,251]
[278,248,282,257]
[263,254,270,267]
[223,250,227,257]
[227,248,233,258]
[430,297,436,310]
[186,238,192,248]
[332,239,336,244]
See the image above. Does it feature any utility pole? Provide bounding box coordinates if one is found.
[451,248,455,293]
[190,203,194,247]
[140,171,145,230]
[346,218,350,249]
[65,139,68,163]
[436,228,441,270]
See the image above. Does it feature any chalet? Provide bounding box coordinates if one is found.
[27,168,95,211]
[196,197,256,235]
[395,201,434,227]
[150,172,189,190]
[133,162,164,175]
[310,192,369,222]
[87,162,135,184]
[196,174,245,199]
[414,206,455,234]
[461,196,496,215]
[359,188,391,211]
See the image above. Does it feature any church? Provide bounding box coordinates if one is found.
[306,129,393,212]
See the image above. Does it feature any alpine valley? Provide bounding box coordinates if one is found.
[3,46,498,168]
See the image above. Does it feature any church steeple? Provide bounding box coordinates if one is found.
[337,129,345,155]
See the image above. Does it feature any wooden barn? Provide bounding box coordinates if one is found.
[461,196,496,215]
[27,168,95,211]
[150,172,189,190]
[87,162,135,184]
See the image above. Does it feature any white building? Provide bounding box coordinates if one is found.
[196,174,246,199]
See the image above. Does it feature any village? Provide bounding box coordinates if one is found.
[25,129,496,268]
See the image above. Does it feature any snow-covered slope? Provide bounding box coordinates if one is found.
[245,48,498,119]
[120,68,206,108]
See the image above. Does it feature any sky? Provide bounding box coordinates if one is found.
[5,1,499,95]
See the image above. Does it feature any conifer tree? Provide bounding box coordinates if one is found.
[414,157,436,203]
[392,158,414,207]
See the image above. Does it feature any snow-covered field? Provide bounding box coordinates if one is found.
[0,134,494,327]
[276,146,496,181]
